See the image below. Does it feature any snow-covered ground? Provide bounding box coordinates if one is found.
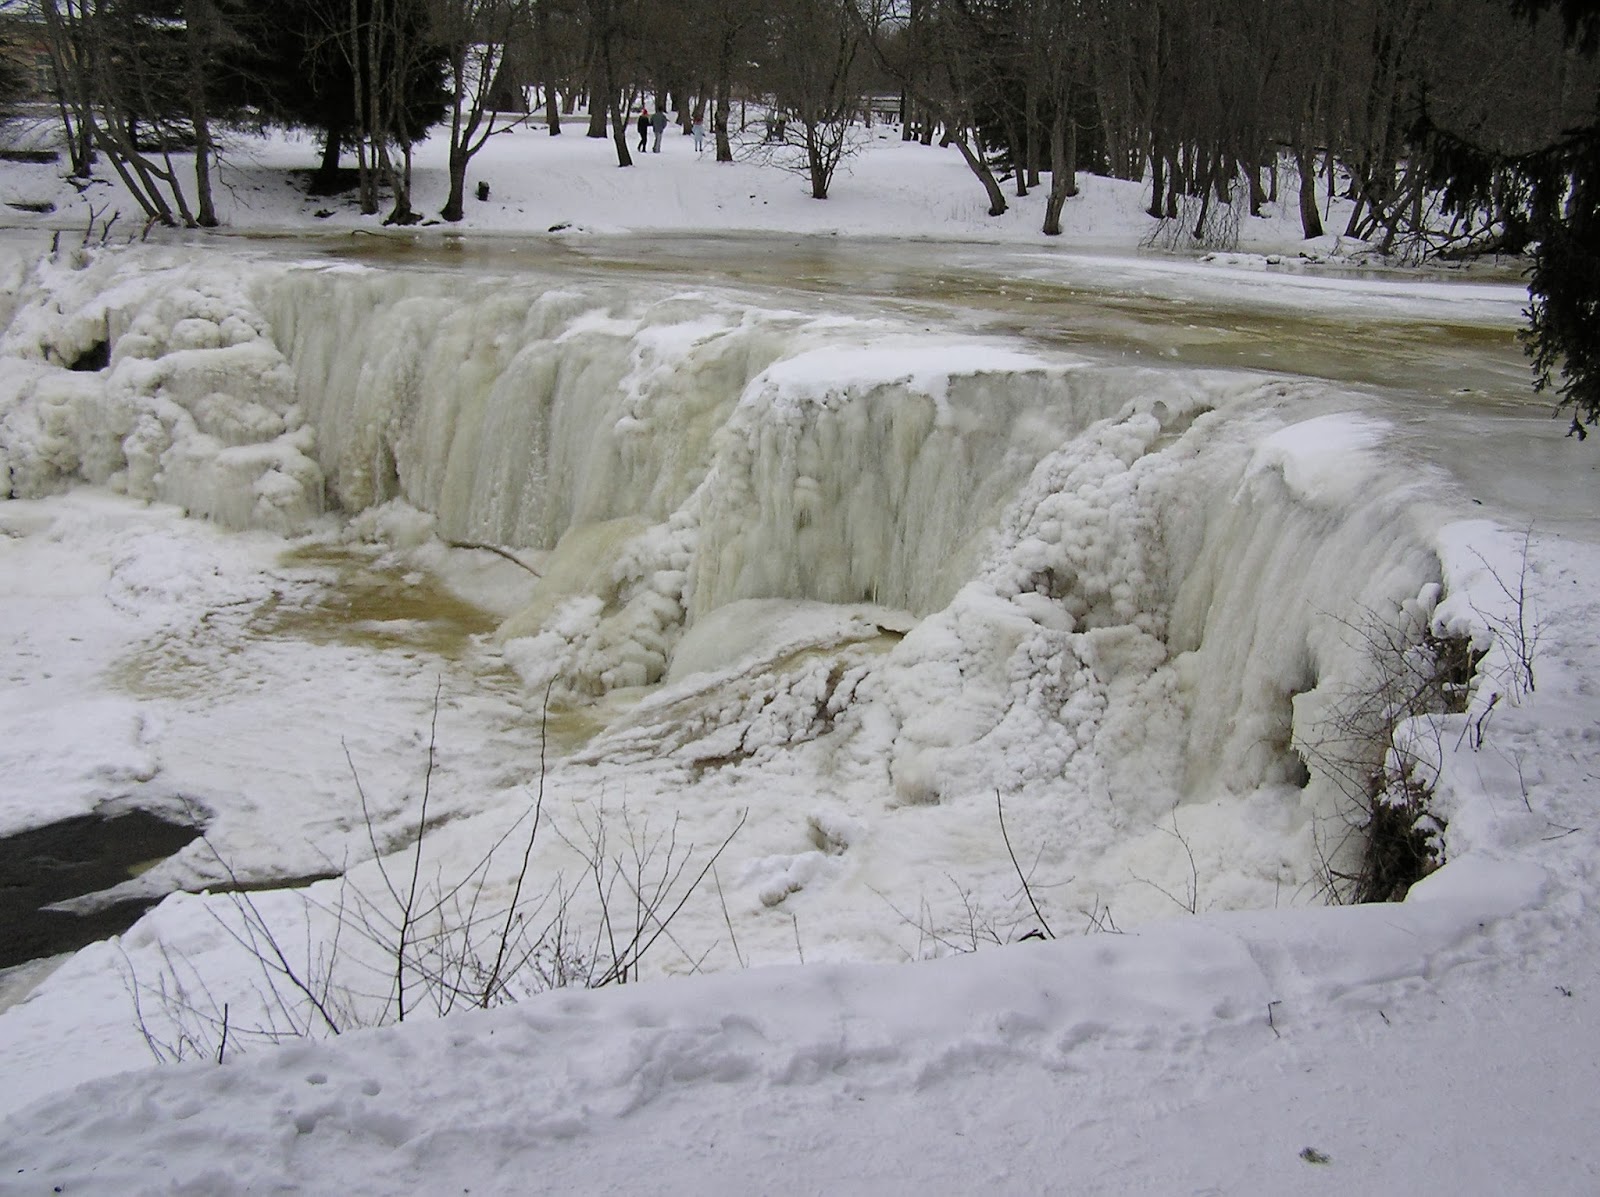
[0,108,1406,250]
[1,117,1598,1193]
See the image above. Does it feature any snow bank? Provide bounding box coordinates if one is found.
[0,853,1552,1194]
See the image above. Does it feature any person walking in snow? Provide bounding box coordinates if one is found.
[636,109,650,153]
[650,107,668,153]
[692,114,706,153]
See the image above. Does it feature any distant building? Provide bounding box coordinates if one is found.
[862,94,901,126]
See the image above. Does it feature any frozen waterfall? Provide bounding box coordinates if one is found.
[0,242,1466,922]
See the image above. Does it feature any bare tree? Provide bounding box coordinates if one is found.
[1037,0,1084,235]
[752,0,865,198]
[578,0,637,165]
[308,0,449,222]
[37,0,217,227]
[35,0,97,177]
[695,0,759,161]
[183,0,229,227]
[432,0,531,220]
[858,0,1010,216]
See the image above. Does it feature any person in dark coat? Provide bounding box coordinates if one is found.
[650,107,668,153]
[636,110,650,153]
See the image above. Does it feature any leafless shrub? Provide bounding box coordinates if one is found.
[1130,809,1202,915]
[1302,606,1479,905]
[1472,526,1542,703]
[871,874,1023,959]
[1080,895,1121,935]
[120,684,743,1062]
[995,789,1055,938]
[1142,173,1245,252]
[735,120,867,200]
[872,792,1123,960]
[1304,532,1545,905]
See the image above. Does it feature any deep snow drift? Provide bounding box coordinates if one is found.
[1,122,1598,1194]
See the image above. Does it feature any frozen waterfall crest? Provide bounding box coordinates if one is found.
[0,244,1472,912]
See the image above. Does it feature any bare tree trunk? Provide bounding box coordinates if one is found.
[1294,142,1323,239]
[538,0,560,133]
[901,0,919,143]
[352,0,377,214]
[442,36,471,220]
[808,133,828,199]
[443,139,469,220]
[1147,136,1166,218]
[609,92,632,165]
[388,142,417,225]
[1042,100,1076,236]
[367,0,418,224]
[1191,190,1212,241]
[316,127,342,188]
[585,31,607,137]
[40,1,94,177]
[714,27,736,162]
[950,129,1007,216]
[155,136,196,226]
[185,0,218,227]
[1246,150,1267,218]
[1023,75,1041,189]
[101,115,178,225]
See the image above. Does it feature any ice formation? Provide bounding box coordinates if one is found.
[0,241,1467,938]
[0,247,321,533]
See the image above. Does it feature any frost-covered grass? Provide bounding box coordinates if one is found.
[1,123,1598,1195]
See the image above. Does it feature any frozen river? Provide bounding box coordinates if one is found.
[274,228,1532,386]
[0,230,1594,1108]
[265,228,1591,529]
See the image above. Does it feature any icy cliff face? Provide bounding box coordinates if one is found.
[0,243,1457,909]
[257,269,1114,611]
[254,263,1185,694]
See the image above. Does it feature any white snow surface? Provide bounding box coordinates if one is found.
[1,119,1599,1193]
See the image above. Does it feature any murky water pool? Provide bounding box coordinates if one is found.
[0,809,198,971]
[110,542,517,702]
[261,545,503,656]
